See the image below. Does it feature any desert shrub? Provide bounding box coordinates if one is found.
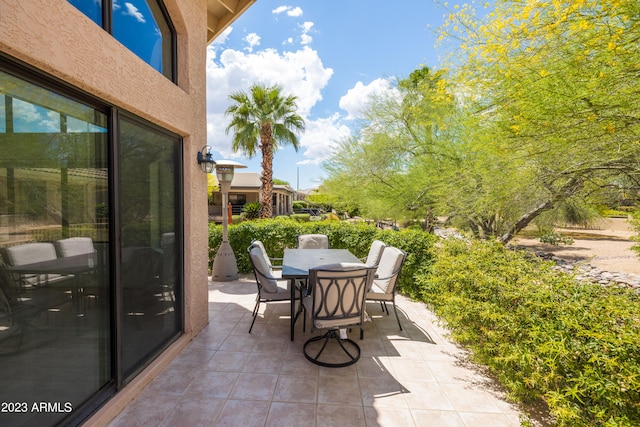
[538,232,574,245]
[630,211,640,257]
[417,238,640,427]
[241,202,262,220]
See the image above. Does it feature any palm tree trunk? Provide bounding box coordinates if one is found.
[260,124,274,218]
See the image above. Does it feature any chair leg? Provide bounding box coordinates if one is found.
[302,302,307,332]
[248,295,260,333]
[392,299,402,331]
[383,302,390,315]
[303,330,361,368]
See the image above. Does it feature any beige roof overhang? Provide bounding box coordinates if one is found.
[207,0,256,44]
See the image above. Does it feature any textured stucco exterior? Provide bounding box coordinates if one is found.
[0,0,211,424]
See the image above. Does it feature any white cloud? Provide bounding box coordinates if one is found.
[301,34,313,45]
[205,45,334,158]
[123,2,145,23]
[297,114,352,165]
[339,78,399,120]
[272,5,303,17]
[299,21,314,45]
[211,27,233,46]
[272,6,290,14]
[287,7,303,17]
[299,22,313,32]
[244,33,261,52]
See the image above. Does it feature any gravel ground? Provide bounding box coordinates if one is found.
[512,217,640,275]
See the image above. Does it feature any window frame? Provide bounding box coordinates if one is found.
[71,0,178,83]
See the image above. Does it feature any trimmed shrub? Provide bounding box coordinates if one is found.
[208,218,436,297]
[289,214,311,222]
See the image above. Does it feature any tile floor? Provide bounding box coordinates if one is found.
[107,275,525,426]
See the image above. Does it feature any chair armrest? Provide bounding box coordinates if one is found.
[269,257,283,270]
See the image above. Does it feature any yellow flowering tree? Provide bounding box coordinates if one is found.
[440,0,640,241]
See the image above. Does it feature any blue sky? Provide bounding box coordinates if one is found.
[206,0,463,189]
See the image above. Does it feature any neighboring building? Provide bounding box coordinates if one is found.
[209,172,295,219]
[0,1,254,426]
[294,187,318,200]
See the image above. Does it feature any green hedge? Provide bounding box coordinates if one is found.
[208,218,436,298]
[418,238,640,427]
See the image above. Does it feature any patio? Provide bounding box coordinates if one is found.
[107,275,524,426]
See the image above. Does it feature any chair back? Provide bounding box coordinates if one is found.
[55,237,95,257]
[2,242,58,266]
[373,247,407,294]
[1,242,59,287]
[364,240,386,267]
[249,240,273,269]
[308,263,373,329]
[297,234,329,249]
[247,246,278,293]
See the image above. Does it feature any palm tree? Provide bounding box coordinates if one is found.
[225,84,305,218]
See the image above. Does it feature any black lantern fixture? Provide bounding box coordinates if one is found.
[197,145,216,173]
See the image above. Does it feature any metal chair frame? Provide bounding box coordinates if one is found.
[303,265,374,368]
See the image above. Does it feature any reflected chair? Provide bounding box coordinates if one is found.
[56,237,101,309]
[160,232,176,303]
[297,234,329,249]
[247,244,292,333]
[160,233,176,283]
[302,263,374,368]
[0,242,61,288]
[362,240,386,268]
[366,246,407,331]
[55,237,95,257]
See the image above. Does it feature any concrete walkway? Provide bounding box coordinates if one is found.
[108,275,524,426]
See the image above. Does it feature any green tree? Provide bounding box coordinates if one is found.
[324,1,640,242]
[440,0,640,242]
[323,66,454,224]
[225,84,305,218]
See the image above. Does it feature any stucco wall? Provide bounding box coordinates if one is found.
[0,0,211,423]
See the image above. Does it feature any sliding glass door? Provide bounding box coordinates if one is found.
[0,69,111,427]
[118,115,181,379]
[0,63,183,426]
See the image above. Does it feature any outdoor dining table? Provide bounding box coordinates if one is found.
[5,253,96,276]
[5,252,97,312]
[281,248,362,341]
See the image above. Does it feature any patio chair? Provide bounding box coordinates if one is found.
[297,234,329,249]
[250,240,283,276]
[366,246,407,331]
[361,239,386,268]
[247,245,291,333]
[302,263,374,368]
